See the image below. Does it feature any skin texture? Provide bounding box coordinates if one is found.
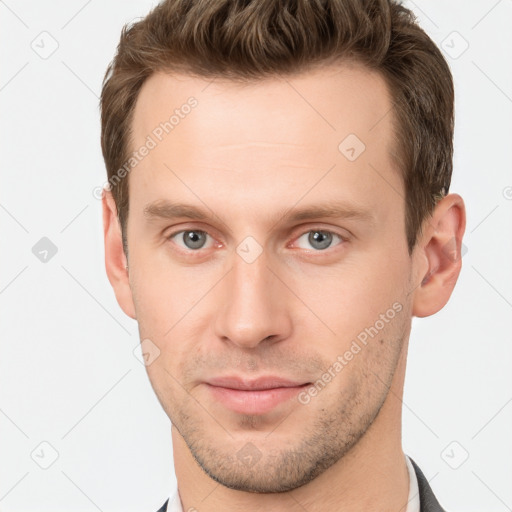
[103,63,466,511]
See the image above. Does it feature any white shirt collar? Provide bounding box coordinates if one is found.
[165,488,183,512]
[405,454,421,512]
[166,454,420,512]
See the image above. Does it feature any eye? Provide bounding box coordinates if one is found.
[294,229,345,251]
[169,230,215,251]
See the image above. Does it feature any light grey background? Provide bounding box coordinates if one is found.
[0,1,511,511]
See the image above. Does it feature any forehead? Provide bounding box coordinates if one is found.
[127,63,402,228]
[132,63,394,148]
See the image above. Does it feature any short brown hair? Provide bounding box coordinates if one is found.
[100,0,454,254]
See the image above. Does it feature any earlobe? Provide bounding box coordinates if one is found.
[102,190,136,319]
[412,193,466,318]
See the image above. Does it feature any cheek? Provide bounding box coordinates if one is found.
[130,275,167,335]
[287,256,410,344]
[130,263,213,376]
[129,254,209,331]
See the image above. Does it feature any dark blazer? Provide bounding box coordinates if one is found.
[409,457,447,512]
[156,456,446,512]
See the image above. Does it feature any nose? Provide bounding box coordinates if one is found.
[214,248,292,350]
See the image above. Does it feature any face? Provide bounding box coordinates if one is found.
[116,64,420,492]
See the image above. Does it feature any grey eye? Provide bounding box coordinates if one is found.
[296,230,342,251]
[172,230,210,250]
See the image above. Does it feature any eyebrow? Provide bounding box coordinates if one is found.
[143,199,375,228]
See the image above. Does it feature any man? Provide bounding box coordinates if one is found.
[100,0,465,510]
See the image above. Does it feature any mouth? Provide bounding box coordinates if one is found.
[204,376,311,415]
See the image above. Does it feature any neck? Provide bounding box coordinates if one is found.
[172,342,410,512]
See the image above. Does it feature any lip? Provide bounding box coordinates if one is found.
[207,375,307,390]
[205,376,310,415]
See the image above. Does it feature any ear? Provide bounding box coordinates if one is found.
[102,190,136,319]
[412,193,466,318]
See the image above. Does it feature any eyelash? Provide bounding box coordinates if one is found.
[166,227,347,256]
